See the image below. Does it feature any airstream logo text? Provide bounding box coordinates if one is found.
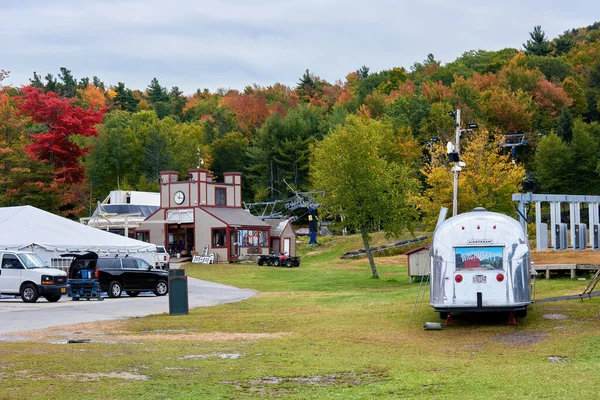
[466,239,493,244]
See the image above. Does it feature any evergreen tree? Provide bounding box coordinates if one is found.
[553,31,575,56]
[147,78,169,103]
[556,105,574,142]
[58,67,77,97]
[114,82,139,112]
[523,25,552,56]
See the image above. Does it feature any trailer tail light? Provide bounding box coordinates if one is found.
[455,274,463,283]
[496,273,504,282]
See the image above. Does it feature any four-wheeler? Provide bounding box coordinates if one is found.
[257,252,300,268]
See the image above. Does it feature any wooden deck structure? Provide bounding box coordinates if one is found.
[534,264,600,279]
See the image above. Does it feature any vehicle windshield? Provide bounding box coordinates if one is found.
[18,253,48,269]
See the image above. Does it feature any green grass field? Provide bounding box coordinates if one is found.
[1,233,599,399]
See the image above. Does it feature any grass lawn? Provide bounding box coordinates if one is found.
[1,233,600,399]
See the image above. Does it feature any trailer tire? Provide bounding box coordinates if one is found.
[515,309,527,318]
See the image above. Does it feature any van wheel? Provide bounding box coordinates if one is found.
[108,281,122,298]
[44,294,62,302]
[154,280,168,296]
[126,291,140,297]
[21,283,39,303]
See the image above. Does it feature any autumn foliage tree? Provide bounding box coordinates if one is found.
[420,128,525,226]
[17,86,106,185]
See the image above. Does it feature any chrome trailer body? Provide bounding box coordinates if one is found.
[430,208,531,317]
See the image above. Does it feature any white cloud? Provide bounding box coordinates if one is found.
[1,0,599,94]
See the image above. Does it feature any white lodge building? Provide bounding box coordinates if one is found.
[138,169,275,263]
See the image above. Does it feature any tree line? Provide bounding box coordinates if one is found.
[1,23,600,227]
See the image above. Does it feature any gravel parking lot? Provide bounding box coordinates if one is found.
[0,276,256,336]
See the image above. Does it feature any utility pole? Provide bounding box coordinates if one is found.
[452,109,461,217]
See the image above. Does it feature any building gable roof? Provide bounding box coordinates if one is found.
[201,207,269,228]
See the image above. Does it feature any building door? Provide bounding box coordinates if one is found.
[283,238,291,255]
[230,231,239,261]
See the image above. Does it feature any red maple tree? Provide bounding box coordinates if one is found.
[16,86,106,185]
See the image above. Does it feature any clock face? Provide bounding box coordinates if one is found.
[174,191,185,205]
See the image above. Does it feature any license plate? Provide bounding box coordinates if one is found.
[473,275,486,283]
[61,288,66,293]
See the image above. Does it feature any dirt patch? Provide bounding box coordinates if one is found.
[222,370,383,394]
[181,353,242,360]
[119,332,289,342]
[532,250,600,265]
[66,372,149,381]
[548,356,570,363]
[542,314,569,320]
[8,317,290,344]
[494,331,548,345]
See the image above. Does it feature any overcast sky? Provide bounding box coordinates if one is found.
[2,0,599,94]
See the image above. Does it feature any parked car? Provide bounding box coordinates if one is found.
[154,245,170,269]
[0,251,67,303]
[66,252,169,298]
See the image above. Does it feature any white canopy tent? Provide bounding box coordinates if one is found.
[0,206,157,269]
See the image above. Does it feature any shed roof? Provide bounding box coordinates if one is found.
[403,245,430,256]
[264,218,290,236]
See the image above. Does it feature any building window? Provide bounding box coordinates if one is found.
[215,188,226,206]
[212,229,227,247]
[237,230,268,247]
[136,231,149,242]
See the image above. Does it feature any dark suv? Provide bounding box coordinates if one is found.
[66,252,169,298]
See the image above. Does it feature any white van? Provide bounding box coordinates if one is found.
[0,251,68,303]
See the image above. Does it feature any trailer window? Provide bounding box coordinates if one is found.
[455,246,503,270]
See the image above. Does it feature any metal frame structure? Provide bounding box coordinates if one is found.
[513,193,600,251]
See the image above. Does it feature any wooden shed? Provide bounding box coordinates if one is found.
[404,245,430,282]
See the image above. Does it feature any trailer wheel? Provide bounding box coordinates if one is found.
[439,312,449,320]
[515,309,527,318]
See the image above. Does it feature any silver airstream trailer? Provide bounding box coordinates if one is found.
[430,207,531,319]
